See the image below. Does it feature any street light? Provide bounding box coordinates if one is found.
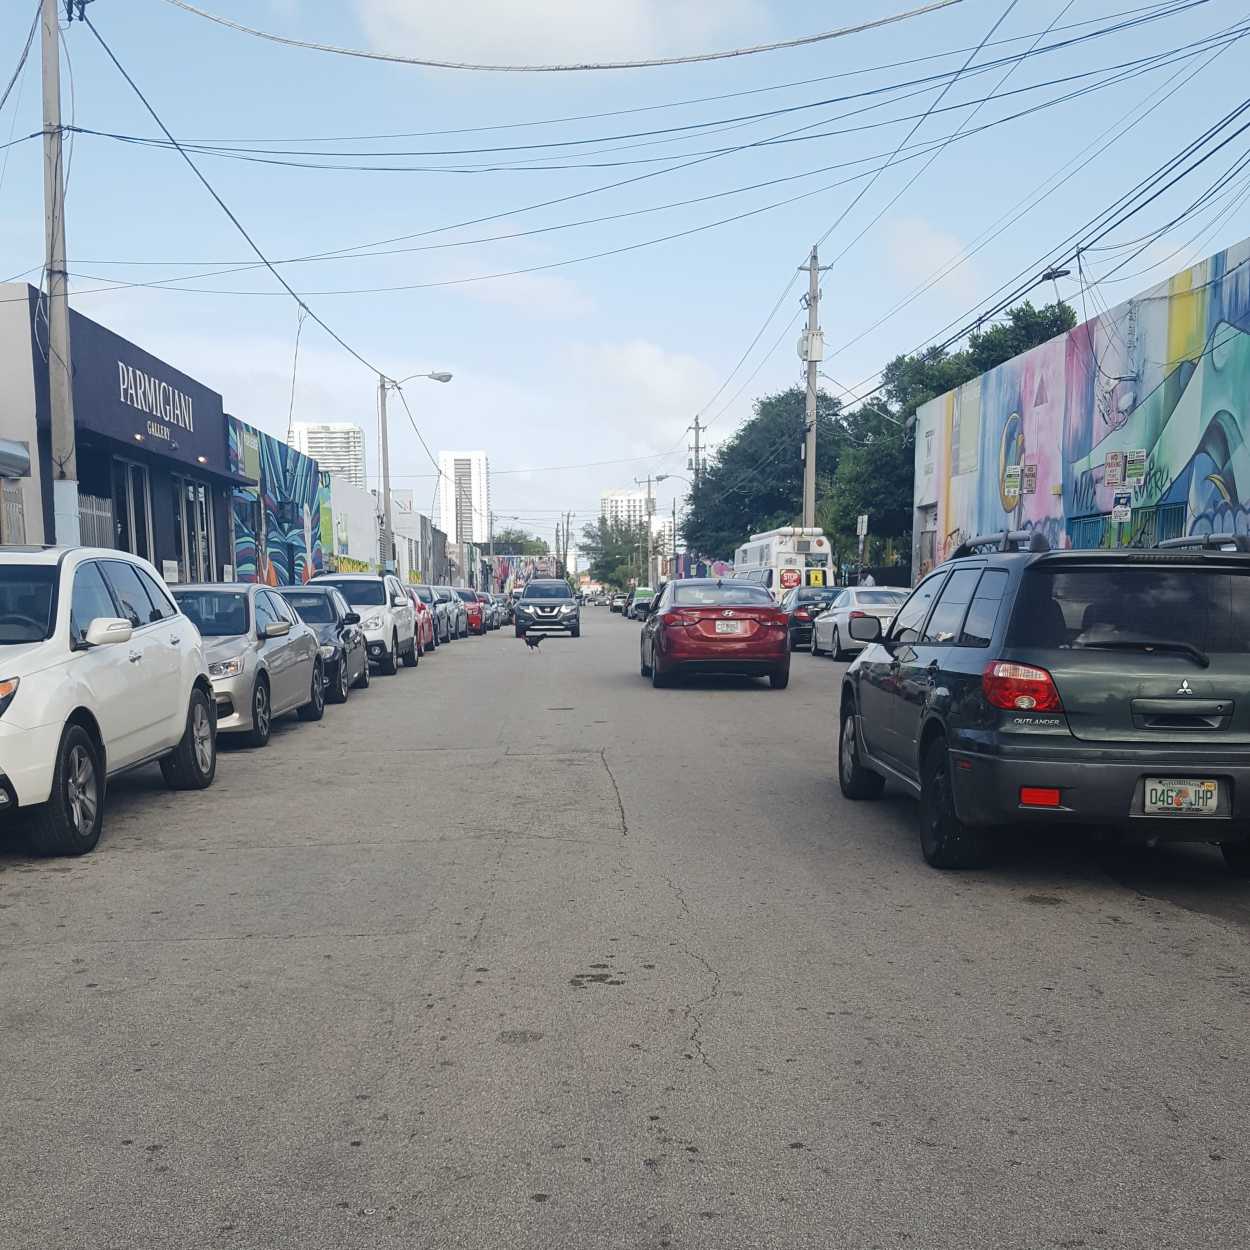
[378,369,453,574]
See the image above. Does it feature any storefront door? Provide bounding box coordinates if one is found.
[111,459,153,562]
[173,477,217,583]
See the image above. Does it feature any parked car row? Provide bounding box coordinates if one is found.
[0,548,506,858]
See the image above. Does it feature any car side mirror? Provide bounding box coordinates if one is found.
[343,611,361,626]
[264,620,291,639]
[848,615,883,644]
[84,616,132,648]
[391,594,408,607]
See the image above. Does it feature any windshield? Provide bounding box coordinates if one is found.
[455,589,478,602]
[280,592,335,624]
[856,589,908,605]
[174,590,249,637]
[523,583,573,600]
[1009,567,1250,653]
[412,585,434,603]
[673,583,774,607]
[317,578,386,606]
[0,565,56,643]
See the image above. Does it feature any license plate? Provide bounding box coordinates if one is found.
[1144,777,1219,815]
[715,620,742,634]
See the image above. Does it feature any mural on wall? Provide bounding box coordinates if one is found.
[914,239,1250,576]
[228,418,327,585]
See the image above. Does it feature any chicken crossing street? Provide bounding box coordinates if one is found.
[2,617,1248,1249]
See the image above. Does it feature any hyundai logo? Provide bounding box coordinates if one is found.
[722,609,734,617]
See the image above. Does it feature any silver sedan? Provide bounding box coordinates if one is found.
[172,583,324,748]
[810,587,909,660]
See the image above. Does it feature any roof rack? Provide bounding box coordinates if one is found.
[948,530,1050,559]
[1155,533,1250,552]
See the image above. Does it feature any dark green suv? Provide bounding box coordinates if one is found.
[838,531,1250,874]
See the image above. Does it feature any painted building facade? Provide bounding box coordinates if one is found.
[913,238,1250,579]
[228,417,328,585]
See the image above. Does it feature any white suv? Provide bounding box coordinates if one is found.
[313,573,417,675]
[0,547,217,855]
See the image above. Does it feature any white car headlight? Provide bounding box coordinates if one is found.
[209,656,244,679]
[318,644,336,659]
[362,614,383,629]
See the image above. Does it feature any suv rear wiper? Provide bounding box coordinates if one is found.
[1077,637,1210,668]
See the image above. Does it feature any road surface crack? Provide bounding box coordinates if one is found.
[600,748,628,837]
[682,947,721,1073]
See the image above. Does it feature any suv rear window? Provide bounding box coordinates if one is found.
[1009,566,1250,653]
[318,578,386,606]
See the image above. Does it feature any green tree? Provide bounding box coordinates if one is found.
[579,516,647,588]
[682,386,842,560]
[492,526,549,556]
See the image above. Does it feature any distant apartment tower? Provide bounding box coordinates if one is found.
[289,422,366,490]
[438,449,490,544]
[600,488,649,528]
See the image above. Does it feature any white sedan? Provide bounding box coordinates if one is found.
[810,587,909,659]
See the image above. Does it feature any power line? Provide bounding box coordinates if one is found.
[157,0,965,73]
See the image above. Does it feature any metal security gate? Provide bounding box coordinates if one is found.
[79,493,114,547]
[1067,503,1186,550]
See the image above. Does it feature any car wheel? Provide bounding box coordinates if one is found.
[838,705,884,800]
[24,724,104,856]
[570,625,581,638]
[651,659,672,688]
[919,737,994,869]
[402,636,419,667]
[640,641,652,678]
[354,653,371,689]
[831,627,844,660]
[298,662,326,721]
[1221,841,1250,876]
[810,628,822,657]
[245,676,272,748]
[769,669,790,690]
[329,657,350,704]
[380,634,399,676]
[160,687,217,791]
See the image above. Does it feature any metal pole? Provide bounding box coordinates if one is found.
[42,0,78,544]
[378,375,393,572]
[801,245,820,529]
[691,416,702,487]
[672,497,678,580]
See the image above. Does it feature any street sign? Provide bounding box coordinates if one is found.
[1105,450,1124,487]
[1111,492,1132,524]
[779,568,802,589]
[856,513,868,537]
[1022,463,1038,495]
[1003,465,1022,499]
[1126,448,1147,486]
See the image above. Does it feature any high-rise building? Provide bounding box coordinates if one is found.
[600,488,648,528]
[289,422,367,490]
[437,449,490,544]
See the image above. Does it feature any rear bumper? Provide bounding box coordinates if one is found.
[664,659,787,678]
[950,739,1250,842]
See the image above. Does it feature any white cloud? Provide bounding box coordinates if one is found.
[882,215,982,306]
[444,269,595,318]
[353,0,768,63]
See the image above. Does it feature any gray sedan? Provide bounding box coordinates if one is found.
[172,583,324,747]
[810,587,910,659]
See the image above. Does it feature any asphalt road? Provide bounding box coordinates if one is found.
[2,611,1249,1250]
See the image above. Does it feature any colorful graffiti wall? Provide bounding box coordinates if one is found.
[913,238,1250,578]
[228,417,328,585]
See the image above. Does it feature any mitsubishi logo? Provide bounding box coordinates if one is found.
[1177,679,1194,696]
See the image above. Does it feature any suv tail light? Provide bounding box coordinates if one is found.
[982,661,1063,712]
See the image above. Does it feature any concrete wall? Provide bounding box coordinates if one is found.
[0,285,43,543]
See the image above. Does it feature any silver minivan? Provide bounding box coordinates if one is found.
[173,584,323,747]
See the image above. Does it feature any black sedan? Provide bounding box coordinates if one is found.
[778,586,838,650]
[277,585,369,703]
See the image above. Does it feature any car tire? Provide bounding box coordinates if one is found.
[919,737,994,869]
[24,724,104,856]
[1221,842,1250,876]
[651,660,672,688]
[769,669,790,690]
[838,705,885,801]
[329,657,350,703]
[245,676,272,748]
[570,625,581,638]
[810,629,823,657]
[298,662,326,721]
[380,634,399,676]
[160,687,217,791]
[640,643,652,678]
[831,628,844,661]
[402,637,419,667]
[354,654,370,689]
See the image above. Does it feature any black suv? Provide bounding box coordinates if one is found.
[838,531,1250,874]
[513,579,580,637]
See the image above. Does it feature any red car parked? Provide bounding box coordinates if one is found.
[405,586,437,655]
[639,579,791,689]
[455,587,486,635]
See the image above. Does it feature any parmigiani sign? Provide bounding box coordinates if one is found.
[117,362,195,432]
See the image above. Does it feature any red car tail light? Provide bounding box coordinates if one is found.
[982,661,1063,712]
[1020,786,1061,808]
[661,611,696,627]
[770,611,789,627]
[794,609,811,621]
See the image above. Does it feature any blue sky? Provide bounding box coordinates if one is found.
[0,0,1247,544]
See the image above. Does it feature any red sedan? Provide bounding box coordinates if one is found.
[639,579,791,689]
[455,587,486,635]
[405,586,436,654]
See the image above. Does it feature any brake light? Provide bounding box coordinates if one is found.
[770,611,789,627]
[794,609,811,620]
[1020,787,1061,808]
[982,661,1063,712]
[661,611,695,627]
